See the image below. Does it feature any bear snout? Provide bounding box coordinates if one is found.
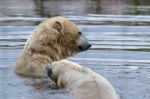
[86,44,92,50]
[78,35,92,51]
[46,64,53,78]
[78,44,91,51]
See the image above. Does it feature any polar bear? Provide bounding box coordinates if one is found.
[15,16,91,77]
[46,60,120,99]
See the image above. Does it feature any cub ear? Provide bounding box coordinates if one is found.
[53,21,62,32]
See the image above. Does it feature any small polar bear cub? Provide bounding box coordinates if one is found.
[46,60,120,99]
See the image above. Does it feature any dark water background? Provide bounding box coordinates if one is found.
[0,0,150,99]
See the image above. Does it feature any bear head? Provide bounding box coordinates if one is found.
[30,16,91,61]
[46,60,88,87]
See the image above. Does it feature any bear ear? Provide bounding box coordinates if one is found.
[53,21,62,32]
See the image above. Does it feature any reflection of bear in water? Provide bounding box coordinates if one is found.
[47,60,120,99]
[15,16,91,77]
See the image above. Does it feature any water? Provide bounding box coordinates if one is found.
[0,0,150,99]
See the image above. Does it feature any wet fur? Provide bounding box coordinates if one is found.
[15,16,83,77]
[48,60,120,99]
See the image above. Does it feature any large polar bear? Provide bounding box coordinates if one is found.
[15,16,91,77]
[46,60,120,99]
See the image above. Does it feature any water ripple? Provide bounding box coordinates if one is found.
[1,15,150,25]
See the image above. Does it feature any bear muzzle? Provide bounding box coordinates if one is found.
[78,35,92,51]
[78,44,91,51]
[46,64,53,79]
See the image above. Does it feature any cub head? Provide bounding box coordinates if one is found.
[46,60,86,85]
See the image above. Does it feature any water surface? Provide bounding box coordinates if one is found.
[0,0,150,99]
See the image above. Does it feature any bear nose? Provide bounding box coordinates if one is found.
[78,44,92,51]
[87,44,92,49]
[46,64,53,78]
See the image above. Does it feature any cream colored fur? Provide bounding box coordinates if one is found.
[49,60,120,99]
[15,16,89,77]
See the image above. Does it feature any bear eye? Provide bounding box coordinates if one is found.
[78,32,82,35]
